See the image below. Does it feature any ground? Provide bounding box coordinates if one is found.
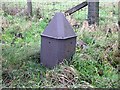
[1,1,120,88]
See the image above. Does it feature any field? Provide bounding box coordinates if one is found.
[1,1,120,88]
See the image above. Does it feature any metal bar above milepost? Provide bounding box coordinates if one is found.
[65,1,88,15]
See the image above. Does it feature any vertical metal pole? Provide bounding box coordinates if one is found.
[87,0,99,25]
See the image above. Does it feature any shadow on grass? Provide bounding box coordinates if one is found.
[26,51,41,63]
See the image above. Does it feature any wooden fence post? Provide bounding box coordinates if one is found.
[27,0,32,16]
[87,0,99,25]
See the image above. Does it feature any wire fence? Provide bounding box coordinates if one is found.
[1,1,118,27]
[1,1,88,19]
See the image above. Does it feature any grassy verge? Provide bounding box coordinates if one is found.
[1,1,120,88]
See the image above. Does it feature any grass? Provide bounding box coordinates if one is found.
[1,1,120,88]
